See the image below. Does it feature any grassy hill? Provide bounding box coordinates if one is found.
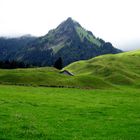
[0,50,140,139]
[64,50,140,87]
[0,50,139,89]
[0,67,112,89]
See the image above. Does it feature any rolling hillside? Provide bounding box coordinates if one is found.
[64,50,140,87]
[0,50,140,139]
[0,50,139,89]
[0,67,112,89]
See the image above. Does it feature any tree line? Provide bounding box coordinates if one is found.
[0,60,31,69]
[0,57,63,70]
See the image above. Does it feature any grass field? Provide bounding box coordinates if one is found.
[65,50,140,88]
[0,67,113,89]
[0,50,139,89]
[0,50,140,139]
[0,85,140,140]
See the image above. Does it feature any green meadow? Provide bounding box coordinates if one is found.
[65,50,140,88]
[0,85,140,140]
[0,50,140,139]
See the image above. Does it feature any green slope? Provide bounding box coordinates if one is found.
[64,50,140,87]
[75,26,101,46]
[0,67,112,89]
[0,50,139,89]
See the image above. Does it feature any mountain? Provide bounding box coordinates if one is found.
[0,35,36,61]
[0,18,121,67]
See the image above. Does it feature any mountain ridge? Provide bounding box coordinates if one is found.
[0,17,122,67]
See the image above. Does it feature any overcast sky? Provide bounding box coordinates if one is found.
[0,0,140,50]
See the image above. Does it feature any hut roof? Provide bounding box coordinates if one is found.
[60,70,74,76]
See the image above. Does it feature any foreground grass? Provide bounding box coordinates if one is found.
[0,85,140,140]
